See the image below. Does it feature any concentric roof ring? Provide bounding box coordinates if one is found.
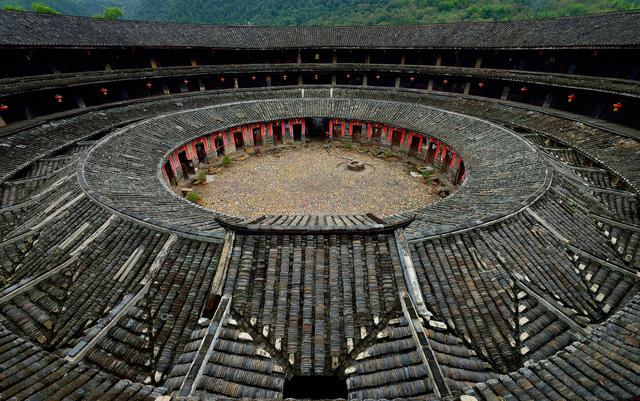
[79,90,549,240]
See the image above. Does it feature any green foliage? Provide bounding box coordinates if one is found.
[31,2,59,14]
[222,155,232,166]
[123,0,640,25]
[383,148,393,158]
[94,6,123,19]
[194,169,207,183]
[185,191,201,203]
[2,4,26,11]
[342,139,353,150]
[421,170,433,180]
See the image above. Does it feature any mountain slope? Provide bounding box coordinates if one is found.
[2,0,640,25]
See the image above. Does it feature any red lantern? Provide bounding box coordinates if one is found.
[442,79,449,85]
[520,86,528,93]
[613,102,623,112]
[478,82,485,88]
[100,87,108,96]
[54,94,63,103]
[183,79,189,85]
[409,76,415,82]
[0,104,8,111]
[219,77,225,83]
[145,82,152,89]
[251,75,256,81]
[567,94,576,103]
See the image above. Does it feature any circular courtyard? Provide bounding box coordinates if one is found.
[197,144,442,218]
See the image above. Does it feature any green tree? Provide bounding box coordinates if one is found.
[2,4,27,11]
[94,6,123,19]
[31,2,60,14]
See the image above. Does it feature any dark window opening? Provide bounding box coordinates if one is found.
[283,376,348,399]
[202,294,221,319]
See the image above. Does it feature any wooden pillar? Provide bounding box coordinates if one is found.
[298,75,303,86]
[199,79,205,91]
[474,57,482,68]
[150,58,158,69]
[332,52,337,64]
[75,95,86,109]
[297,50,302,64]
[191,59,198,67]
[435,56,442,66]
[363,75,368,87]
[233,77,239,89]
[0,116,6,128]
[463,82,471,95]
[400,55,405,65]
[427,79,434,91]
[543,93,554,108]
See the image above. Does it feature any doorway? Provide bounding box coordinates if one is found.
[273,122,283,144]
[195,142,207,165]
[409,135,420,157]
[352,124,363,143]
[178,150,195,178]
[252,127,263,146]
[292,123,303,141]
[391,129,402,147]
[283,376,348,399]
[306,118,327,140]
[163,160,176,185]
[233,131,244,150]
[214,135,225,156]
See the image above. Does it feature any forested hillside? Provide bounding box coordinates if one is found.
[2,0,639,25]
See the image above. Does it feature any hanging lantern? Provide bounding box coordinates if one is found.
[251,75,256,81]
[54,94,63,103]
[520,86,528,93]
[145,82,152,89]
[346,74,351,79]
[100,87,108,96]
[0,104,8,111]
[613,102,623,112]
[375,74,381,80]
[567,94,576,103]
[442,79,449,85]
[313,74,319,80]
[409,76,415,82]
[282,74,287,81]
[183,79,189,85]
[478,82,485,88]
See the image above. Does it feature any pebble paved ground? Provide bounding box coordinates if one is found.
[198,144,441,218]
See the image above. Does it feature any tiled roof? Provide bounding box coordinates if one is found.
[0,9,639,49]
